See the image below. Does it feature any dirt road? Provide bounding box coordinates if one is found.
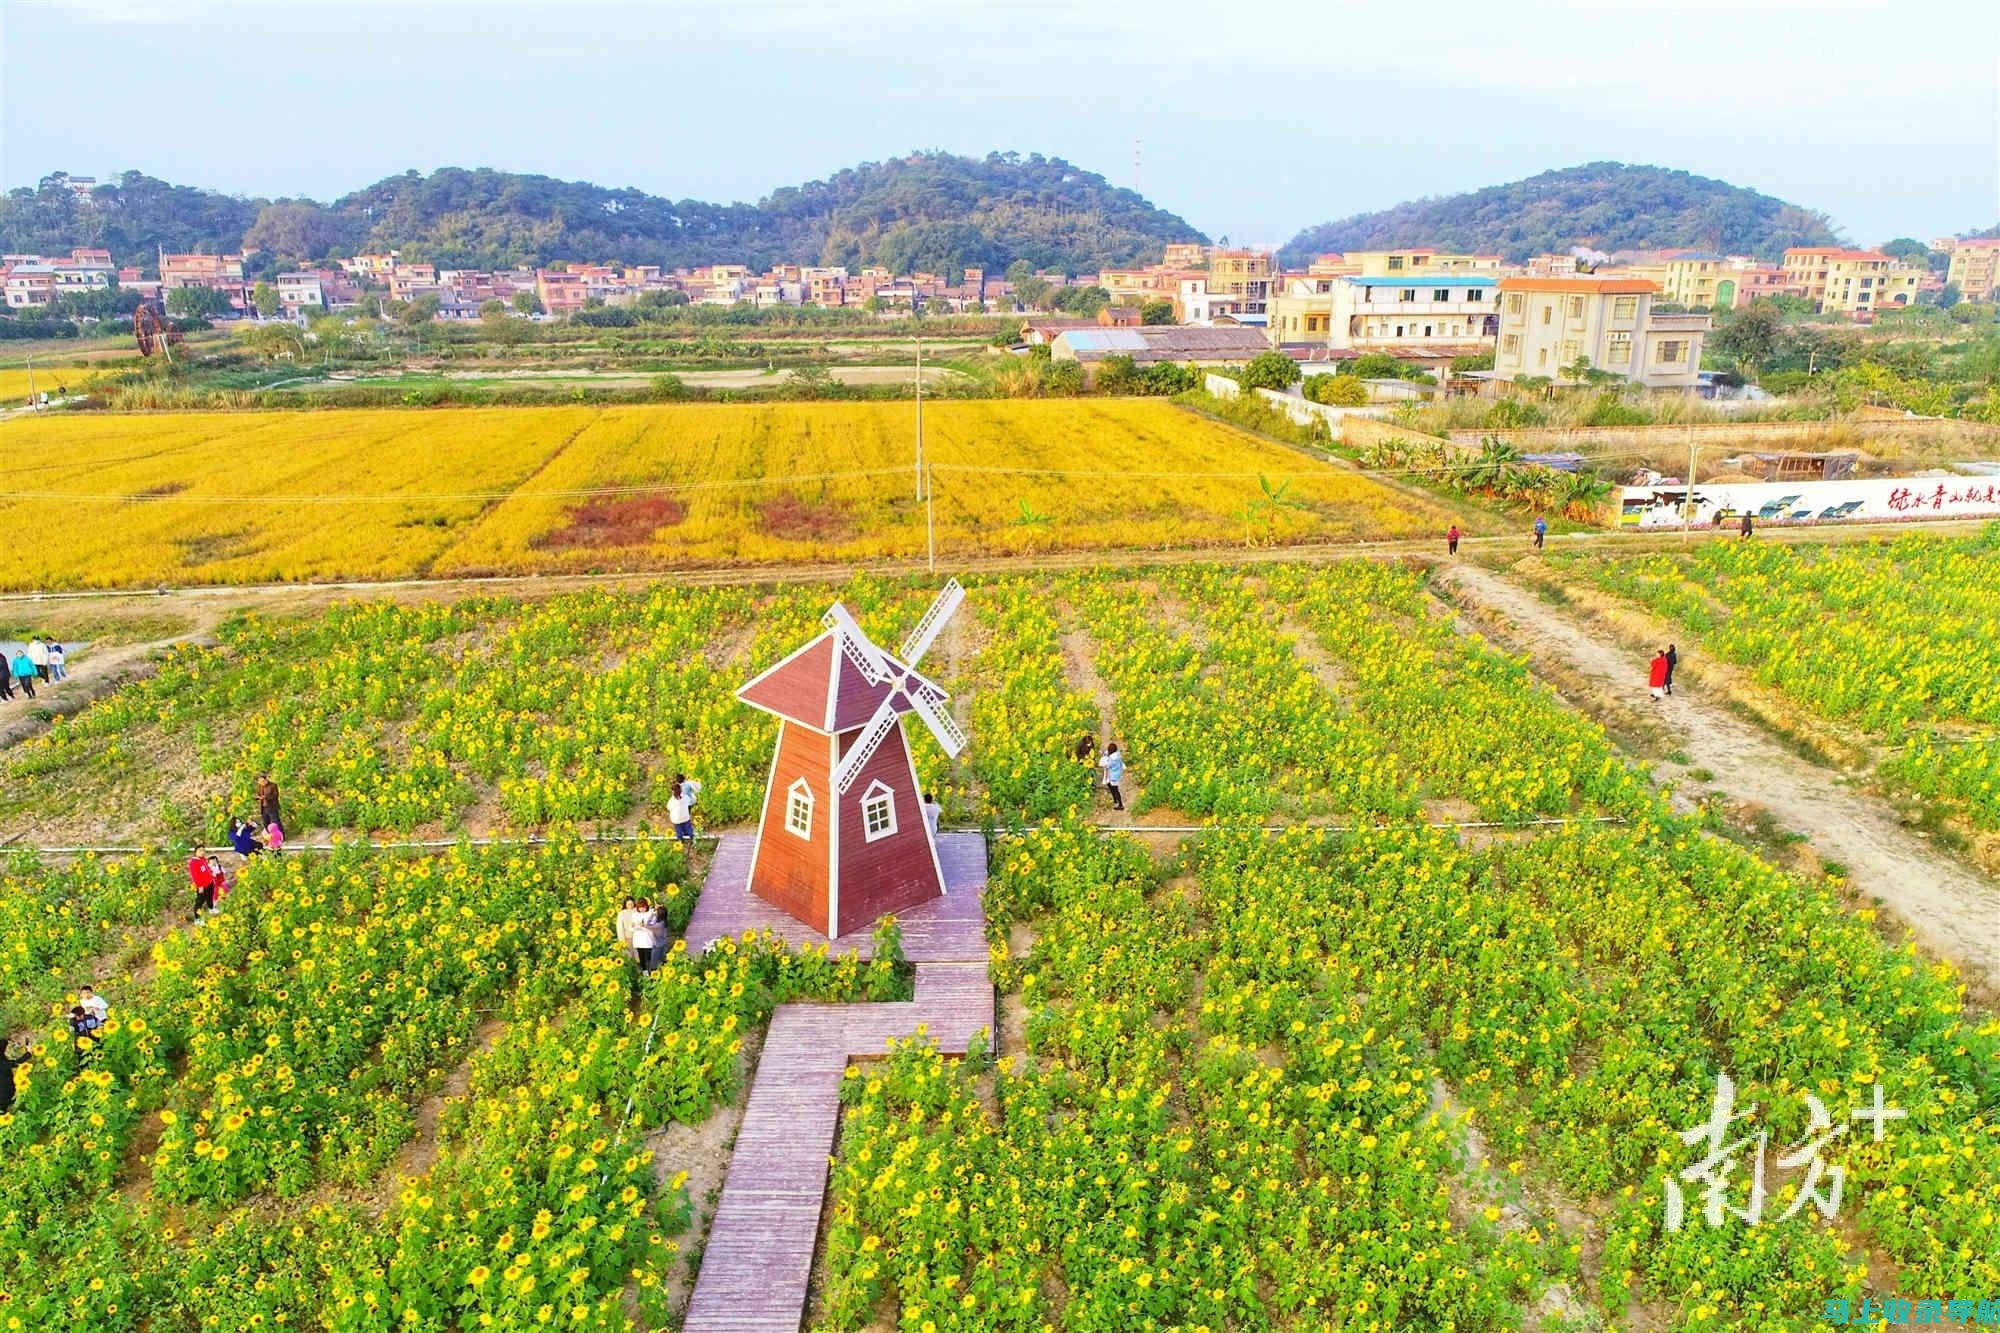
[1437,562,2000,993]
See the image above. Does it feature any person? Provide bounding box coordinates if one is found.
[207,856,231,910]
[630,898,660,975]
[79,985,109,1027]
[187,849,217,919]
[0,1038,28,1114]
[1664,644,1679,697]
[255,774,283,839]
[264,820,285,855]
[10,649,36,700]
[666,781,695,849]
[27,637,49,683]
[1740,512,1754,539]
[1073,732,1097,763]
[227,817,263,858]
[46,641,64,682]
[615,896,642,964]
[921,791,943,839]
[1648,649,1670,702]
[1533,516,1547,550]
[1446,524,1461,557]
[1098,742,1126,811]
[69,1005,101,1050]
[0,655,12,701]
[674,771,702,811]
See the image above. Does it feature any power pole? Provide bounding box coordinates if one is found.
[926,464,937,573]
[1682,424,1696,544]
[914,326,925,502]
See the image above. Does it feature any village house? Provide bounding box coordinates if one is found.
[1781,247,1923,317]
[1937,236,2000,301]
[1490,275,1709,390]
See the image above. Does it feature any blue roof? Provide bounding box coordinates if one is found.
[1055,329,1147,351]
[1346,275,1496,288]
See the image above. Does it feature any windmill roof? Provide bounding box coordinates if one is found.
[737,619,946,733]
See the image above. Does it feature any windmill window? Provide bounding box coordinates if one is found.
[861,781,897,841]
[785,778,814,839]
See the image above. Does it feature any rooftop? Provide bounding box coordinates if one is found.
[1345,275,1496,288]
[1498,275,1659,295]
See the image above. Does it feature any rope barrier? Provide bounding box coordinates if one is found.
[4,818,1627,858]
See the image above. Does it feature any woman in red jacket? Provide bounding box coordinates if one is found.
[1648,650,1670,701]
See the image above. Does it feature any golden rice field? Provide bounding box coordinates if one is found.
[0,401,1448,590]
[0,367,106,401]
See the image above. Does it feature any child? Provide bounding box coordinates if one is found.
[265,820,285,855]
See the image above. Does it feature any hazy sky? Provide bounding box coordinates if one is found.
[4,0,1996,247]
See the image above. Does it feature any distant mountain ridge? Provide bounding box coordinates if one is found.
[0,153,1206,277]
[1278,163,1844,266]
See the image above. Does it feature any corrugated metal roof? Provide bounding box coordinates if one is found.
[1056,329,1149,352]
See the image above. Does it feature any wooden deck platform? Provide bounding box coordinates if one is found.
[681,833,993,1333]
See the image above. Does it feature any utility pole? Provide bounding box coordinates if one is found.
[24,353,36,407]
[926,464,937,573]
[914,323,925,502]
[1682,423,1696,544]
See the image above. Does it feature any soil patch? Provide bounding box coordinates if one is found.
[532,495,686,551]
[756,493,854,543]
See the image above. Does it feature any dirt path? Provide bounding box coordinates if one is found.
[1437,562,2000,993]
[4,517,1991,621]
[0,616,220,749]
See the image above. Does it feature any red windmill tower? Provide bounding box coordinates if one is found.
[735,580,968,939]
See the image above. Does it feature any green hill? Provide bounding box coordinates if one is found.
[1278,163,1842,266]
[0,153,1205,277]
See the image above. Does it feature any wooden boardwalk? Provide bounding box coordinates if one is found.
[681,833,992,1333]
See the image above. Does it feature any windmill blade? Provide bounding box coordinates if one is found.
[834,699,900,794]
[906,685,968,759]
[821,602,888,684]
[897,577,965,667]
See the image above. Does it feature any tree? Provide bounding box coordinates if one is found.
[1879,237,1936,270]
[479,298,508,319]
[1143,361,1198,395]
[1045,360,1084,396]
[783,363,836,398]
[243,200,359,265]
[241,321,305,361]
[1561,352,1595,383]
[252,281,280,318]
[512,290,541,315]
[396,294,441,326]
[1139,299,1174,325]
[1710,300,1785,380]
[1239,350,1301,391]
[1095,354,1141,395]
[1938,282,1963,309]
[165,285,233,320]
[1308,374,1368,406]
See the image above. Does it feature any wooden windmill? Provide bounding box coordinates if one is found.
[735,580,967,938]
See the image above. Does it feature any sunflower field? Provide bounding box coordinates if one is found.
[0,562,1991,1330]
[1549,526,2000,831]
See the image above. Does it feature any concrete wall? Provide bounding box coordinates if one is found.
[1447,417,2000,454]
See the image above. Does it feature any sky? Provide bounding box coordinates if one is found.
[3,0,1997,247]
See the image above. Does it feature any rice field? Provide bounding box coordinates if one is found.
[0,400,1447,590]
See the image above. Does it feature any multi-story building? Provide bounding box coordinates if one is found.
[1491,275,1709,390]
[1161,242,1208,269]
[1657,252,1733,309]
[161,252,245,289]
[1938,237,2000,300]
[3,265,55,308]
[341,252,400,278]
[1339,249,1504,277]
[1204,248,1273,319]
[274,271,327,313]
[1269,275,1499,353]
[535,269,587,315]
[1781,247,1923,317]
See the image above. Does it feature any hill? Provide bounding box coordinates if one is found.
[1278,162,1842,265]
[0,153,1205,277]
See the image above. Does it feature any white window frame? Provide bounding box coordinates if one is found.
[860,780,897,842]
[785,777,814,840]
